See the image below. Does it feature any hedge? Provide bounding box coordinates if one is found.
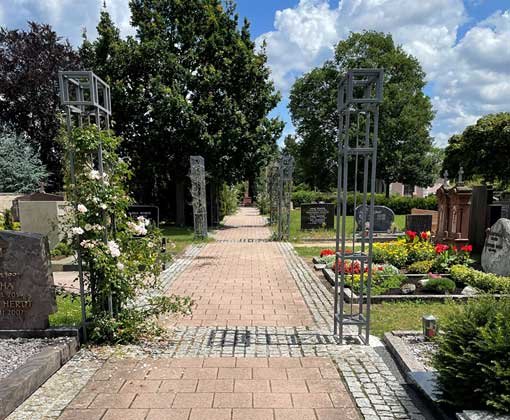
[450,265,510,293]
[433,297,510,413]
[292,190,437,214]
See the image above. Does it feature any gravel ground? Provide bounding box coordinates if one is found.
[401,334,438,371]
[0,337,73,380]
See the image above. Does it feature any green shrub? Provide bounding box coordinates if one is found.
[450,265,510,293]
[433,297,510,413]
[292,190,437,214]
[219,183,242,217]
[3,209,14,230]
[51,241,74,258]
[408,260,434,274]
[424,277,456,294]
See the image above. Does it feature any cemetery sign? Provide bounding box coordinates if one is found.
[127,205,160,227]
[301,203,335,230]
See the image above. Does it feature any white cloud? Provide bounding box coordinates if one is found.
[258,0,510,146]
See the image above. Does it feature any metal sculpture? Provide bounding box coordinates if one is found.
[334,69,384,345]
[276,154,294,241]
[190,156,208,239]
[267,161,279,225]
[58,71,113,341]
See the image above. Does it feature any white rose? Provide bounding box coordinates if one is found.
[88,170,101,180]
[116,262,125,270]
[71,227,84,236]
[84,224,92,231]
[107,240,121,257]
[99,203,107,210]
[77,204,88,213]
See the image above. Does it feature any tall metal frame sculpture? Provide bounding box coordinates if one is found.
[267,161,279,225]
[190,156,208,239]
[276,154,294,241]
[58,71,113,342]
[334,69,384,345]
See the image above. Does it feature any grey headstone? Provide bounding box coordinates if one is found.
[301,203,335,230]
[0,231,56,330]
[405,214,432,233]
[481,218,510,277]
[355,205,395,232]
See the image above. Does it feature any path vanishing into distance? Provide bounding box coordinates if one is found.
[9,208,431,420]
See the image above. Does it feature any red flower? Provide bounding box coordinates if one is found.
[435,244,449,254]
[461,244,473,253]
[420,231,430,240]
[320,249,335,257]
[406,230,417,241]
[452,246,458,252]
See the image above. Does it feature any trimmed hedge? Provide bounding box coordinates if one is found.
[292,190,437,214]
[450,265,510,293]
[433,297,510,413]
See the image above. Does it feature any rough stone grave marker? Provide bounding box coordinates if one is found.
[0,231,56,330]
[355,205,395,232]
[405,214,432,233]
[301,203,335,230]
[481,218,510,277]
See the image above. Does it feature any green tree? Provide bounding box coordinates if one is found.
[0,129,47,193]
[443,113,510,186]
[81,2,282,213]
[0,23,81,189]
[289,31,435,195]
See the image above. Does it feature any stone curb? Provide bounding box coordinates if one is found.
[0,336,79,420]
[383,331,427,375]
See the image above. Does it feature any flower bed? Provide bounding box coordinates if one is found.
[315,230,484,298]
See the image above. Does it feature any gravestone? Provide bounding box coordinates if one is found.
[405,214,432,233]
[301,203,335,230]
[127,205,160,227]
[481,218,510,277]
[355,205,395,232]
[0,231,56,329]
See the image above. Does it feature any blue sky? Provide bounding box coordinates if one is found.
[1,0,509,146]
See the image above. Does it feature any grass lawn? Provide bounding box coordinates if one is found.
[370,300,461,337]
[49,294,88,327]
[160,225,213,257]
[285,209,405,243]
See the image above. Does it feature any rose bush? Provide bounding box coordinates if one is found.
[63,126,191,343]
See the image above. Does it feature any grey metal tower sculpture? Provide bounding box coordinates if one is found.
[267,161,279,226]
[334,69,384,345]
[58,71,113,341]
[190,156,208,239]
[276,154,294,241]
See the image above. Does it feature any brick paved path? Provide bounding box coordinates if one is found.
[9,208,427,420]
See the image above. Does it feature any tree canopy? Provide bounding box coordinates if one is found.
[0,129,48,193]
[289,31,437,194]
[0,22,81,190]
[443,113,510,186]
[81,1,282,209]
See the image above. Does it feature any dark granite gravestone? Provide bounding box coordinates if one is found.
[481,218,510,277]
[405,214,432,233]
[0,231,56,329]
[355,205,395,232]
[127,205,160,227]
[301,203,335,230]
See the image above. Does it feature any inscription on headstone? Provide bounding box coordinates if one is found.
[301,204,335,230]
[481,218,510,277]
[355,205,395,232]
[0,231,56,329]
[127,205,160,227]
[405,214,432,233]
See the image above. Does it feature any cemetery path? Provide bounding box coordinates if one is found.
[9,207,429,420]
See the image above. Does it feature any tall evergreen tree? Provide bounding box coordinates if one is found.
[81,1,282,213]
